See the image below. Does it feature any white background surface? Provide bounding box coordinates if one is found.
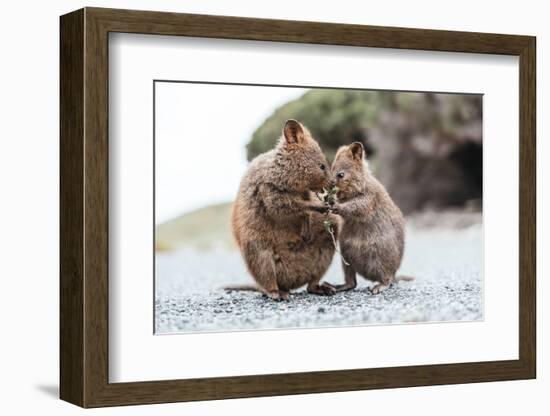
[110,34,518,382]
[0,0,546,415]
[154,82,306,223]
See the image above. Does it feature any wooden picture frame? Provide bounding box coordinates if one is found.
[60,7,536,408]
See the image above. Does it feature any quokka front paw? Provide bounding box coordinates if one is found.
[308,203,331,214]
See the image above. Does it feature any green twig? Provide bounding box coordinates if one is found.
[317,187,350,266]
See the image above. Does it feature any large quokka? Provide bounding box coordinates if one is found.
[328,142,414,294]
[231,119,337,300]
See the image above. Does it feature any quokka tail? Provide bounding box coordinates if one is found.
[223,284,261,292]
[394,275,415,283]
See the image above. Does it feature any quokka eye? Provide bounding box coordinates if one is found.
[319,164,326,171]
[337,172,345,179]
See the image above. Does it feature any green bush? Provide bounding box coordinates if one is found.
[246,89,382,161]
[245,89,482,214]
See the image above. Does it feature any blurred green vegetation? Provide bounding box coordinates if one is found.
[246,90,481,162]
[247,89,482,214]
[156,202,235,252]
[247,90,380,161]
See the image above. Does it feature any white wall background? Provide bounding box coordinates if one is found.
[154,82,307,223]
[0,0,545,415]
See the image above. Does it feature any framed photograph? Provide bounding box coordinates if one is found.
[60,7,536,408]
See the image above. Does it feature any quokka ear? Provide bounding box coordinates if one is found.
[283,119,306,145]
[349,142,364,161]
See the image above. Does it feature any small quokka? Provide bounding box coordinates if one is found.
[230,119,338,300]
[328,142,414,294]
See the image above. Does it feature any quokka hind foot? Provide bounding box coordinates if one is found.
[264,290,290,301]
[307,282,336,296]
[369,275,415,295]
[369,282,391,294]
[224,284,290,301]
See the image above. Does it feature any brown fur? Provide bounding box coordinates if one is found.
[231,120,338,300]
[328,142,413,294]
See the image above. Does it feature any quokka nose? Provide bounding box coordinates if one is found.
[329,180,336,188]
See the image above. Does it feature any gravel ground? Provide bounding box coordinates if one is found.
[155,223,482,334]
